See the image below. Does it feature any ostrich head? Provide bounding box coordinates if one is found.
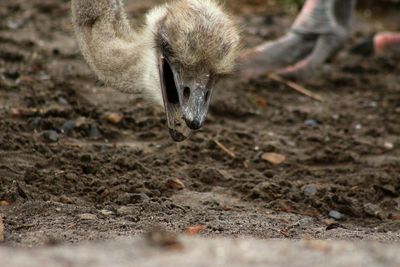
[147,0,240,141]
[71,0,240,142]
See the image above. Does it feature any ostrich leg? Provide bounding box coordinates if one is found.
[240,0,357,81]
[279,0,357,79]
[240,32,316,80]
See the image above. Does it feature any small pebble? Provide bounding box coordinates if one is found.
[117,206,140,216]
[60,120,75,133]
[43,131,59,142]
[297,218,314,228]
[100,209,114,216]
[7,20,20,30]
[329,210,344,220]
[368,101,377,108]
[57,97,70,106]
[100,144,108,152]
[75,117,87,127]
[65,173,78,181]
[80,154,92,163]
[332,114,340,120]
[363,203,381,217]
[304,119,318,127]
[39,72,50,80]
[303,184,318,196]
[30,117,42,129]
[384,142,394,150]
[89,124,102,139]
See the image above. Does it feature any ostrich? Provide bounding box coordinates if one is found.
[71,0,240,141]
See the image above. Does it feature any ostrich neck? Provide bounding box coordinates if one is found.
[71,0,164,107]
[76,23,163,106]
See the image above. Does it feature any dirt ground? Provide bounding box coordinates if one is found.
[1,0,400,247]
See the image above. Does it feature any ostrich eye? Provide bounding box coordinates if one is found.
[207,74,219,87]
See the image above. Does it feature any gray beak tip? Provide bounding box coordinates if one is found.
[185,118,204,130]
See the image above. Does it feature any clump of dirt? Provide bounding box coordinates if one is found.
[1,0,400,246]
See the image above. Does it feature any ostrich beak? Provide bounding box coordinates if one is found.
[159,56,213,141]
[179,80,212,131]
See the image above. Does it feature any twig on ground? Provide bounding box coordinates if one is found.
[268,74,325,102]
[0,215,4,241]
[213,139,236,158]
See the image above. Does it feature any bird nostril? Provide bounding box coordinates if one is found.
[183,87,190,100]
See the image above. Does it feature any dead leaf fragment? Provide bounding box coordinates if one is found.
[243,160,250,169]
[261,153,286,165]
[185,224,205,236]
[0,200,9,206]
[252,95,268,109]
[78,213,97,221]
[166,178,185,190]
[9,107,38,117]
[103,112,123,124]
[9,108,22,117]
